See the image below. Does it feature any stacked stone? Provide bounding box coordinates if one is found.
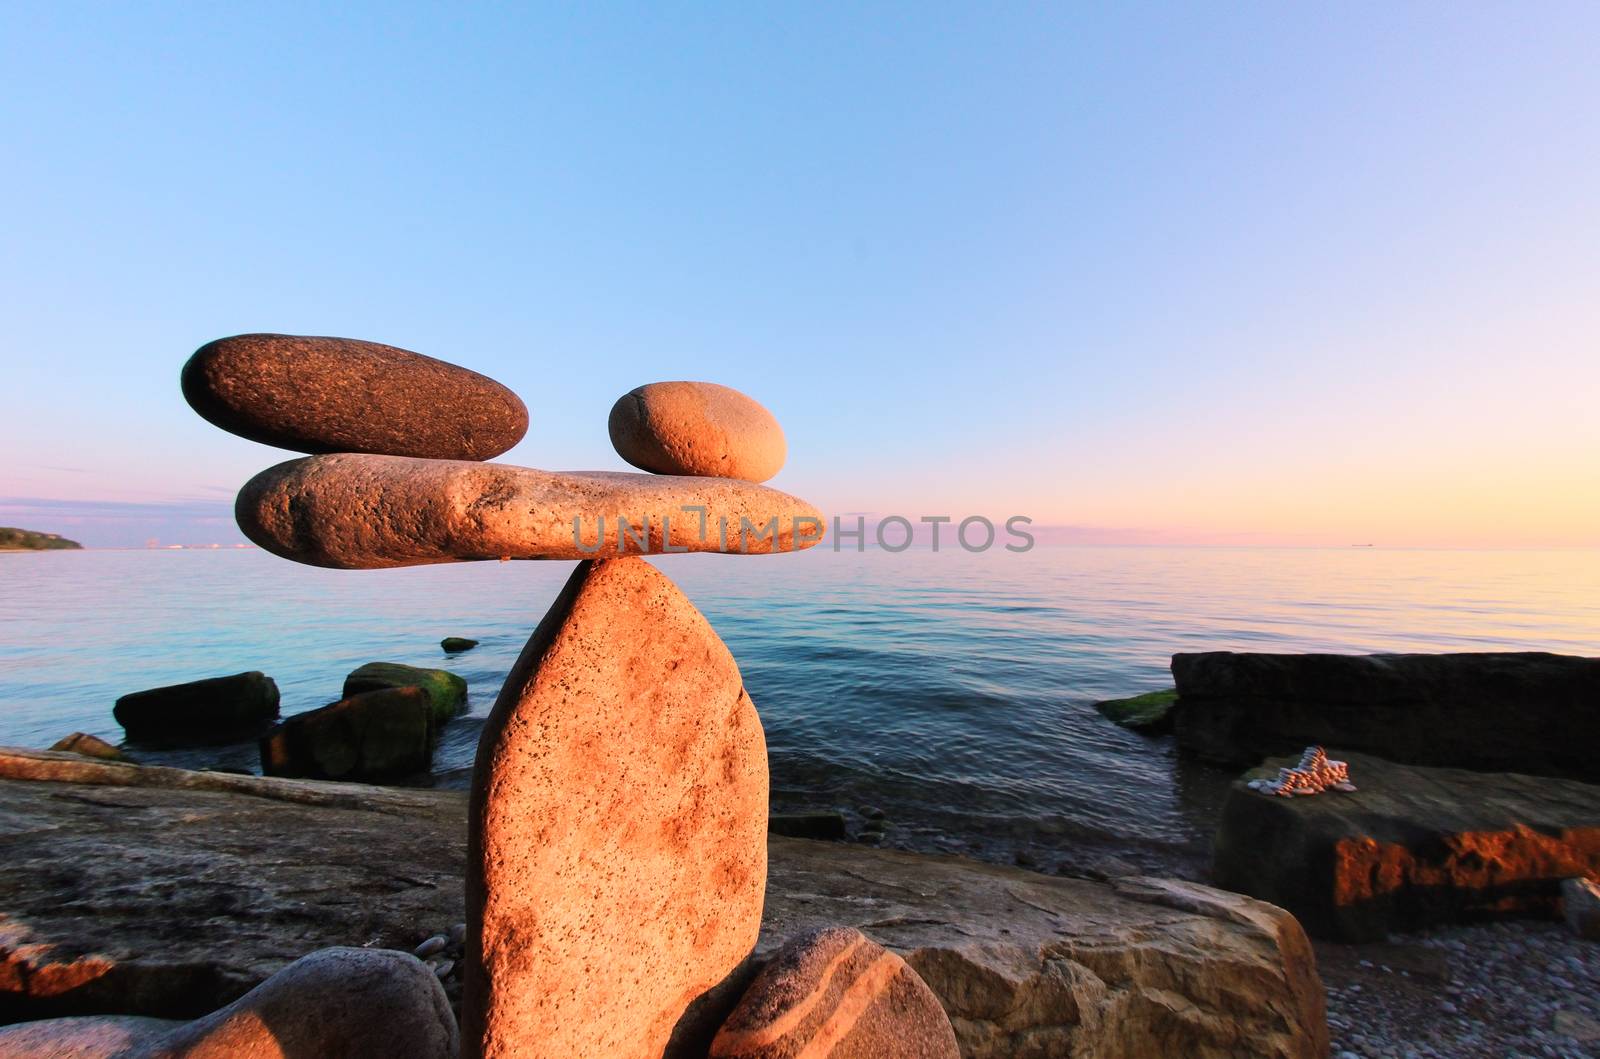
[1247,745,1357,797]
[52,335,944,1059]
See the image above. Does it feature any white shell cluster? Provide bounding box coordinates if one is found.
[1245,745,1358,797]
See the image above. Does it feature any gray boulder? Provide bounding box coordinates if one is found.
[0,948,456,1058]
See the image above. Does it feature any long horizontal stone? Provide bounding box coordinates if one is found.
[1171,651,1600,781]
[0,751,1327,1058]
[236,454,825,568]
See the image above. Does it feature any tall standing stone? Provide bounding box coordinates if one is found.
[463,557,768,1059]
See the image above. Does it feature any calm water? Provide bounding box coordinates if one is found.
[3,547,1597,875]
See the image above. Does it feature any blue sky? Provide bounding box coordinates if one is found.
[3,3,1597,547]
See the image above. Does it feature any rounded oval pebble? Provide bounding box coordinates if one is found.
[608,381,786,482]
[414,935,448,959]
[182,334,528,459]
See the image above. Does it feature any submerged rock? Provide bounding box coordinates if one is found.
[608,381,787,482]
[112,671,279,745]
[767,812,848,842]
[1092,688,1178,734]
[46,733,123,761]
[1171,651,1600,781]
[0,947,457,1058]
[343,662,467,724]
[182,333,528,460]
[710,926,958,1059]
[237,453,825,568]
[1214,750,1600,942]
[441,637,480,654]
[464,558,768,1059]
[0,750,1327,1059]
[260,687,435,782]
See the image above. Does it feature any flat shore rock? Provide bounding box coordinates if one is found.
[238,454,825,568]
[1214,750,1600,943]
[1171,651,1600,781]
[182,333,529,460]
[0,749,1327,1058]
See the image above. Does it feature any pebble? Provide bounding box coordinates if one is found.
[414,935,447,959]
[608,381,786,482]
[182,333,528,460]
[448,922,466,946]
[1326,920,1600,1059]
[432,959,454,980]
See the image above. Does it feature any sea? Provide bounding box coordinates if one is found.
[3,546,1597,877]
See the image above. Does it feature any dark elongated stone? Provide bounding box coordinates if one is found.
[0,948,458,1058]
[182,334,528,459]
[1171,651,1600,780]
[113,671,279,744]
[710,927,959,1059]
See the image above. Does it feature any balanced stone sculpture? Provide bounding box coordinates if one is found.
[139,333,950,1057]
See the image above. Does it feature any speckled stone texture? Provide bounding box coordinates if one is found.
[710,927,958,1059]
[462,557,768,1059]
[609,381,787,482]
[237,453,825,568]
[0,947,457,1058]
[182,333,528,460]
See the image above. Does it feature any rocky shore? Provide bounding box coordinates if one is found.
[0,747,1327,1058]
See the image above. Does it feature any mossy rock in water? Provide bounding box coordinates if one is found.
[1093,689,1178,735]
[261,686,435,782]
[440,637,479,654]
[343,662,466,725]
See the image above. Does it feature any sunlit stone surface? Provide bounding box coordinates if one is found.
[463,558,768,1059]
[237,454,824,568]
